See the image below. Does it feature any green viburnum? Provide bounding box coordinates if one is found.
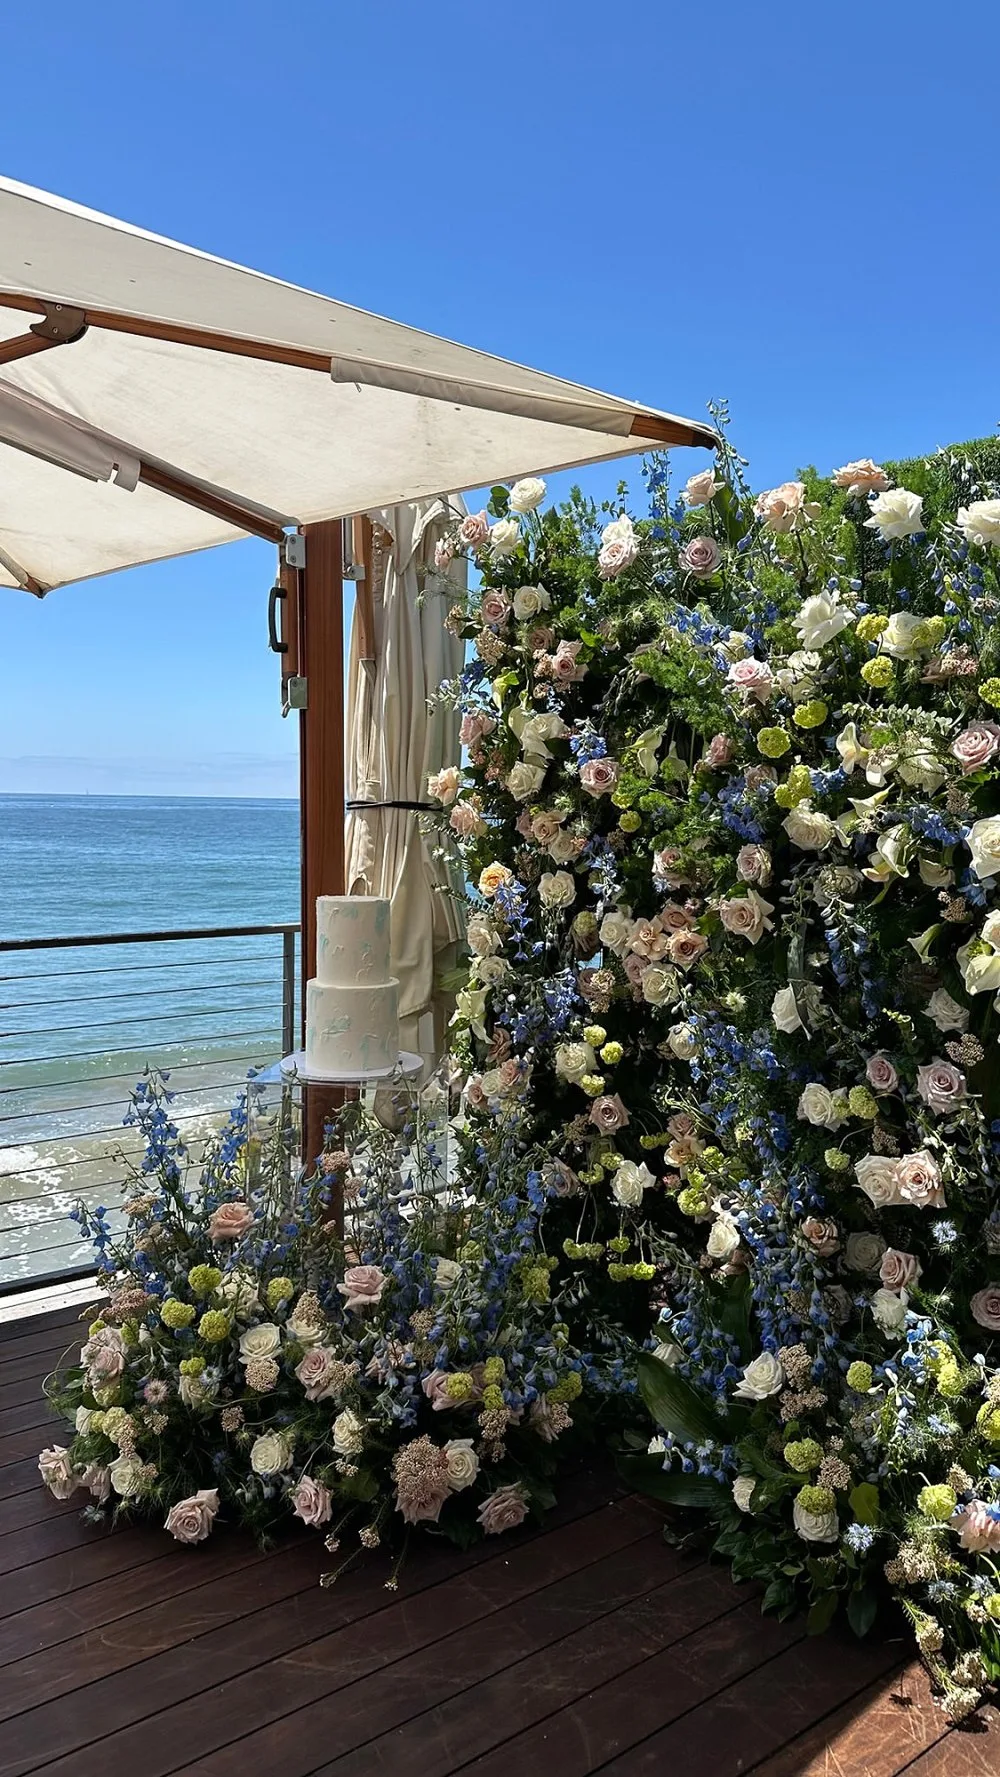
[793,700,829,730]
[160,1299,196,1330]
[825,1149,851,1172]
[856,613,888,642]
[796,1484,836,1515]
[846,1361,873,1392]
[266,1276,295,1309]
[917,1484,957,1522]
[784,1438,823,1472]
[861,656,895,690]
[757,726,791,758]
[188,1264,222,1298]
[600,1041,623,1065]
[197,1310,231,1343]
[979,677,1000,709]
[848,1086,879,1119]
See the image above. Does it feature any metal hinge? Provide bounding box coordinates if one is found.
[282,675,308,717]
[283,533,306,569]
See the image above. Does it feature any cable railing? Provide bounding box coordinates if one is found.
[0,923,299,1295]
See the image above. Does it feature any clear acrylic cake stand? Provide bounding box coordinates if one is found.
[278,1050,423,1089]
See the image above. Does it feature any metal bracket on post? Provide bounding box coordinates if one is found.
[284,532,306,570]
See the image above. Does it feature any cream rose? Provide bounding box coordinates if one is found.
[489,518,521,557]
[843,1231,886,1272]
[719,889,774,945]
[427,765,462,806]
[109,1455,146,1497]
[797,1083,848,1130]
[794,591,852,649]
[706,1218,740,1261]
[611,1159,655,1208]
[466,915,500,958]
[734,1352,784,1401]
[538,870,576,910]
[509,477,546,513]
[879,612,929,659]
[507,761,547,802]
[951,722,1000,774]
[864,488,923,540]
[548,828,585,864]
[793,1498,839,1543]
[597,908,632,960]
[784,803,836,852]
[771,986,805,1034]
[239,1322,282,1364]
[597,514,638,579]
[957,498,1000,547]
[164,1488,220,1544]
[250,1432,292,1477]
[871,1287,909,1335]
[967,817,1000,881]
[896,1150,944,1208]
[755,481,820,534]
[333,1408,365,1456]
[443,1438,480,1491]
[641,963,678,1006]
[511,583,551,620]
[924,987,969,1033]
[854,1154,903,1209]
[666,1022,699,1061]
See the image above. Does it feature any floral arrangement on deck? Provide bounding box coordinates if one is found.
[431,434,1000,1714]
[38,1073,587,1570]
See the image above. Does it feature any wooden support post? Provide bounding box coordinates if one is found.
[298,518,345,1185]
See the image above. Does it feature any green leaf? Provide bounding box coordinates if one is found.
[807,1591,839,1636]
[713,1271,752,1358]
[846,1586,878,1639]
[488,485,510,516]
[636,1352,734,1443]
[849,1483,881,1525]
[617,1452,728,1510]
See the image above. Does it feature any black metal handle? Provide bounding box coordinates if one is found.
[267,581,287,654]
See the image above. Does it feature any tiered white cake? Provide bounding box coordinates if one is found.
[304,896,400,1077]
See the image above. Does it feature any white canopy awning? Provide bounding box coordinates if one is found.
[0,176,717,593]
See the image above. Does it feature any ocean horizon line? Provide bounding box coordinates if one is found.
[0,790,300,804]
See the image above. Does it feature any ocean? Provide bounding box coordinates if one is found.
[0,794,300,1289]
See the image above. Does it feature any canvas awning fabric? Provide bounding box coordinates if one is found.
[0,176,718,594]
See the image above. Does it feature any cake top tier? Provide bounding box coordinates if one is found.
[315,895,392,988]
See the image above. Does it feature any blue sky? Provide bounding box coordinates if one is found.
[1,0,997,796]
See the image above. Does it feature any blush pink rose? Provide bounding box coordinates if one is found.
[579,757,620,798]
[588,1094,630,1135]
[736,844,771,885]
[866,1053,899,1095]
[727,657,773,702]
[970,1284,1000,1331]
[450,801,485,838]
[458,510,490,548]
[37,1446,80,1500]
[337,1264,387,1311]
[477,1483,530,1535]
[421,1370,454,1411]
[880,1248,922,1292]
[953,1501,1000,1553]
[667,929,709,970]
[832,459,889,496]
[81,1327,126,1383]
[659,902,694,932]
[291,1475,333,1527]
[459,712,495,747]
[81,1462,112,1504]
[295,1344,342,1402]
[802,1217,840,1257]
[434,537,455,570]
[551,640,586,683]
[680,535,721,577]
[479,589,510,626]
[895,1150,945,1208]
[623,952,648,987]
[704,733,734,768]
[207,1200,255,1243]
[164,1488,220,1544]
[916,1058,967,1115]
[951,722,1000,774]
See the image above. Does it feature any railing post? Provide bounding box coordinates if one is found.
[281,927,296,1059]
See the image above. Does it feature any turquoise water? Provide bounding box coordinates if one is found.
[0,795,300,1285]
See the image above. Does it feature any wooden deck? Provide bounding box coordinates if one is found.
[2,1304,998,1777]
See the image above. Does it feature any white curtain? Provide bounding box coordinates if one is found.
[345,495,467,1074]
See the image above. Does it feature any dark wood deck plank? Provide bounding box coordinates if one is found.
[313,1561,750,1777]
[26,1501,661,1777]
[0,1393,62,1433]
[596,1626,909,1776]
[747,1659,950,1777]
[0,1347,77,1390]
[0,1508,128,1582]
[900,1705,1000,1775]
[0,1304,96,1345]
[0,1484,79,1538]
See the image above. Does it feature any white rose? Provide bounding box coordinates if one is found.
[434,1258,463,1292]
[548,829,584,865]
[879,612,929,659]
[509,708,567,760]
[683,468,723,508]
[771,986,804,1034]
[793,1498,839,1543]
[511,583,551,620]
[794,592,852,649]
[489,518,521,556]
[238,1322,282,1364]
[732,1476,757,1513]
[538,870,576,910]
[333,1408,364,1456]
[641,963,679,1007]
[509,477,546,513]
[600,908,633,955]
[956,498,1000,547]
[250,1432,292,1477]
[466,916,500,959]
[871,1286,909,1336]
[611,1159,655,1208]
[473,955,512,990]
[215,1268,262,1317]
[734,1352,785,1401]
[554,1040,597,1084]
[666,1022,699,1061]
[75,1407,94,1436]
[854,1154,903,1209]
[797,1083,848,1130]
[444,1438,480,1491]
[38,1445,81,1500]
[967,817,1000,881]
[109,1454,146,1497]
[179,1373,216,1408]
[507,761,547,801]
[924,987,969,1033]
[843,1231,886,1273]
[706,1218,740,1260]
[427,765,462,806]
[864,488,923,541]
[783,803,835,851]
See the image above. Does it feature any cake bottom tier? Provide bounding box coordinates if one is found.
[305,978,400,1076]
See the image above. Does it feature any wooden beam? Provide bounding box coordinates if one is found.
[298,519,345,1183]
[0,332,64,367]
[136,460,288,545]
